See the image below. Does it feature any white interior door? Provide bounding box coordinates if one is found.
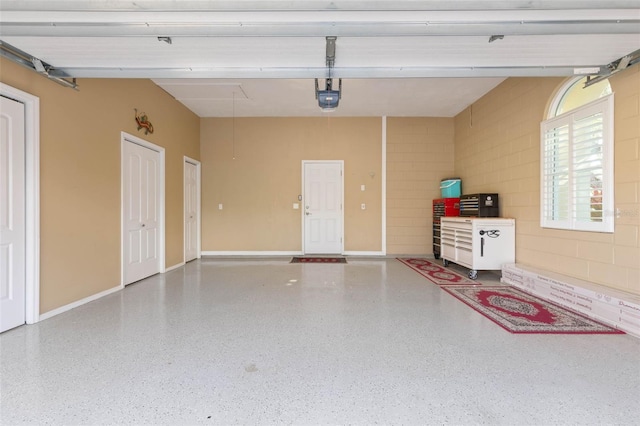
[0,96,26,333]
[303,161,344,254]
[123,139,161,285]
[184,158,199,262]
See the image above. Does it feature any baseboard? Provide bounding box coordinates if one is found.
[39,285,122,322]
[164,262,185,272]
[202,251,386,257]
[202,251,389,257]
[343,251,386,256]
[202,251,303,257]
[393,254,435,259]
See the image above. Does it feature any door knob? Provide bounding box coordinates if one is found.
[306,212,311,216]
[141,223,146,227]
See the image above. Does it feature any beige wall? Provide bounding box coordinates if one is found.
[386,117,455,255]
[0,58,200,313]
[200,117,383,252]
[454,66,640,295]
[2,53,637,313]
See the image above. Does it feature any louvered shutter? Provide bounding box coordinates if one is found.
[540,95,614,232]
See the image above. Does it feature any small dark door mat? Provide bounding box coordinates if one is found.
[290,257,347,264]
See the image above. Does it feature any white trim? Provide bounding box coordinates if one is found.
[0,83,40,324]
[381,116,387,255]
[164,262,186,272]
[300,163,305,252]
[301,160,345,254]
[343,251,385,256]
[547,76,583,119]
[120,132,166,286]
[202,251,303,257]
[38,285,121,321]
[540,95,615,233]
[183,156,201,262]
[547,76,611,119]
[202,250,385,258]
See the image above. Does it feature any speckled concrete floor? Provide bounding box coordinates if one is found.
[1,258,639,425]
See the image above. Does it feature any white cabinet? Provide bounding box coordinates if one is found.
[440,217,515,279]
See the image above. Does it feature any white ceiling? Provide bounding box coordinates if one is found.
[1,1,639,117]
[151,78,508,117]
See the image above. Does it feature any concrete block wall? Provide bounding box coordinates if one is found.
[453,67,640,295]
[386,117,455,255]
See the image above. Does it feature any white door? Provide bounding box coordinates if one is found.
[123,140,161,285]
[0,96,26,332]
[184,159,199,262]
[303,161,344,254]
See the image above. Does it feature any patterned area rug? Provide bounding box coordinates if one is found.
[397,258,478,286]
[443,285,624,334]
[290,257,347,264]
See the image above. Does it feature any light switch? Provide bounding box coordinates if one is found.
[218,204,223,210]
[361,184,365,191]
[293,203,299,209]
[361,203,366,210]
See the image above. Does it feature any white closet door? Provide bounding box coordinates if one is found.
[0,96,26,332]
[184,160,199,262]
[123,140,161,285]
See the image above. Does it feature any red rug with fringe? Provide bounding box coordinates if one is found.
[291,257,347,264]
[443,285,624,334]
[397,258,478,286]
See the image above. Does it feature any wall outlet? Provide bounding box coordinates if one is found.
[361,184,365,191]
[218,204,223,210]
[361,203,366,210]
[293,203,299,209]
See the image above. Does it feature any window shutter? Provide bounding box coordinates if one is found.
[540,94,614,233]
[573,112,604,225]
[541,123,570,227]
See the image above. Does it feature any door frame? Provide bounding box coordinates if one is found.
[120,131,166,287]
[301,160,344,254]
[0,83,40,325]
[183,156,201,262]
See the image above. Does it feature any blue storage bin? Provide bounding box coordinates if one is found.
[440,178,461,198]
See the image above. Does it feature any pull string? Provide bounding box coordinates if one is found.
[232,91,236,160]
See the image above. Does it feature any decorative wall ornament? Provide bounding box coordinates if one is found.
[134,108,154,134]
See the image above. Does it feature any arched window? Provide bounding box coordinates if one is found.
[541,77,614,233]
[549,77,612,118]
